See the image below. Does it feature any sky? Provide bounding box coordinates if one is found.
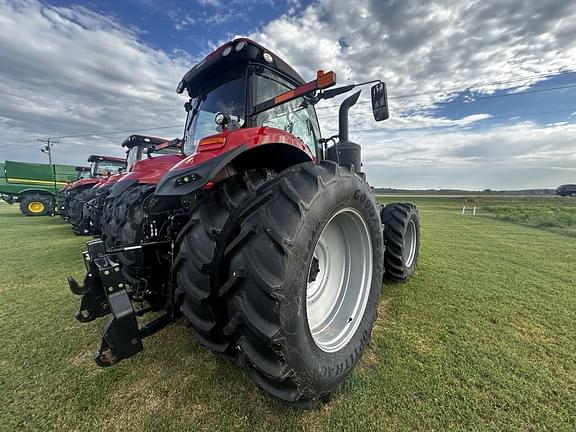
[0,0,575,189]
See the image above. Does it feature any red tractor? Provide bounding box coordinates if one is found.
[59,155,126,226]
[69,39,420,407]
[76,135,182,236]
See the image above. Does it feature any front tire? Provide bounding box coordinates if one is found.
[222,162,384,407]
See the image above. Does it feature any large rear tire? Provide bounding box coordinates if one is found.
[101,184,157,284]
[88,185,113,233]
[222,162,384,407]
[174,169,274,358]
[68,188,96,228]
[58,189,76,220]
[381,203,420,282]
[76,185,112,236]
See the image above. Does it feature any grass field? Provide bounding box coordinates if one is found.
[0,197,575,431]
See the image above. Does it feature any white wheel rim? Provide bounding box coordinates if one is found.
[306,207,373,353]
[403,219,417,268]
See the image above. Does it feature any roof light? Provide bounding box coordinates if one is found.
[176,79,186,94]
[222,46,233,57]
[215,112,226,125]
[263,52,273,63]
[235,41,246,51]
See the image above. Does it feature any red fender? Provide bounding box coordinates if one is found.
[172,126,314,170]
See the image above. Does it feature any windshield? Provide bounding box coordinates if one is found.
[91,161,125,177]
[76,170,90,180]
[184,71,246,155]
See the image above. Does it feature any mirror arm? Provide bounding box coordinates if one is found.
[313,80,383,104]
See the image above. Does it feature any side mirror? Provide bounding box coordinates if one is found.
[371,82,389,121]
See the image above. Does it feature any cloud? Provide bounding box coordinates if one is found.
[247,0,576,187]
[252,0,576,101]
[357,122,576,189]
[0,0,574,189]
[0,0,191,164]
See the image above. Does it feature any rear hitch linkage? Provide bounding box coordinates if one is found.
[68,239,171,367]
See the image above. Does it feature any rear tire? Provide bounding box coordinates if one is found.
[68,188,96,228]
[174,169,274,358]
[19,194,52,216]
[222,162,384,407]
[88,185,113,233]
[381,203,420,282]
[101,184,157,284]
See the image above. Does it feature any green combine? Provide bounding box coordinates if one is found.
[0,160,84,216]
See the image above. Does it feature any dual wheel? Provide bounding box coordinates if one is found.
[174,161,420,407]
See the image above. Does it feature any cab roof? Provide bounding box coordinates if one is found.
[121,134,170,149]
[179,38,306,97]
[87,155,126,164]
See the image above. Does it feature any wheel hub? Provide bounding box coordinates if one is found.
[403,219,417,268]
[306,208,373,353]
[28,201,45,213]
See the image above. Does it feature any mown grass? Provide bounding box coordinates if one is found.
[0,198,575,431]
[424,196,576,235]
[465,196,575,236]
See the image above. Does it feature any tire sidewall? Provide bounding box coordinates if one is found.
[277,170,383,394]
[20,195,50,216]
[403,209,420,278]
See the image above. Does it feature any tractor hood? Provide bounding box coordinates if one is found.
[108,154,185,198]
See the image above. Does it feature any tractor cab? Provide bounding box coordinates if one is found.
[75,166,91,180]
[122,135,182,170]
[156,38,389,197]
[87,155,126,178]
[177,39,320,160]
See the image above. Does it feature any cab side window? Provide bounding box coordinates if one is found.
[253,69,320,155]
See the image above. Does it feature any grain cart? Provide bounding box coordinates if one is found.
[60,155,126,226]
[76,135,181,236]
[69,39,421,407]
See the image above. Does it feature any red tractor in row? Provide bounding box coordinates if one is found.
[77,135,182,236]
[69,39,420,407]
[59,154,126,227]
